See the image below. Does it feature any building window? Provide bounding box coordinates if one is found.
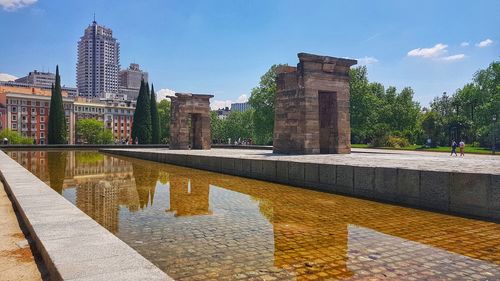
[40,108,45,114]
[12,115,17,121]
[40,124,45,130]
[40,116,45,122]
[12,123,17,130]
[31,108,36,114]
[12,106,17,112]
[40,132,44,138]
[22,107,26,113]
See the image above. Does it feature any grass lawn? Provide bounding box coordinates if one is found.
[351,143,497,155]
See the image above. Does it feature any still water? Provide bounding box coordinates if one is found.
[7,150,500,280]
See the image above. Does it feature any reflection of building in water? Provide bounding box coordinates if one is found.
[7,151,49,182]
[8,151,151,232]
[167,177,211,216]
[76,180,119,233]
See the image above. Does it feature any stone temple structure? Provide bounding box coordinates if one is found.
[170,93,213,150]
[273,53,357,154]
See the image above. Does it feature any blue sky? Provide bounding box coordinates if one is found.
[0,0,498,109]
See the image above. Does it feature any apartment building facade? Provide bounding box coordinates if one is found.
[0,85,135,144]
[77,20,120,99]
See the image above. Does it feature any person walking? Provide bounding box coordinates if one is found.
[450,140,458,156]
[459,140,465,157]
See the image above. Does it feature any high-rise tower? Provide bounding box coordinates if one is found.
[76,20,120,99]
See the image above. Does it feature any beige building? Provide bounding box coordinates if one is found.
[0,84,136,144]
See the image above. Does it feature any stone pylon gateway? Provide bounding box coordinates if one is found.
[273,53,357,154]
[169,93,213,150]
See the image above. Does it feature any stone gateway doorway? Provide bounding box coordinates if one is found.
[319,91,337,154]
[170,93,213,150]
[273,53,357,154]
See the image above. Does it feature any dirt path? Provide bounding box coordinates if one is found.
[0,181,47,281]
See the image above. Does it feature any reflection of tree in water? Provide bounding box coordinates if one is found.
[132,162,159,209]
[75,151,104,164]
[47,151,67,194]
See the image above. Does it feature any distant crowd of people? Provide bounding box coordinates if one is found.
[114,137,139,145]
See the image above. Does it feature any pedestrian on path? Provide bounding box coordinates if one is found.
[450,140,458,156]
[459,140,465,157]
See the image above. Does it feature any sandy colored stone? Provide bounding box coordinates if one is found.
[0,181,44,281]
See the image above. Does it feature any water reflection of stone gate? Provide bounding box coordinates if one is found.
[170,93,213,150]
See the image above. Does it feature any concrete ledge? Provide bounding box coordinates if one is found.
[101,148,499,222]
[0,151,172,281]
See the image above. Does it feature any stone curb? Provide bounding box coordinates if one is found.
[0,151,173,281]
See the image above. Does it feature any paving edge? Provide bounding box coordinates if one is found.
[101,148,500,222]
[0,151,173,281]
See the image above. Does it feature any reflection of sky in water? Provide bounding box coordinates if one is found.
[347,225,499,280]
[8,150,500,281]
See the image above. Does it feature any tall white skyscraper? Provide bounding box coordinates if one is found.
[77,20,120,98]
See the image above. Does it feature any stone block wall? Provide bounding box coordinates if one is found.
[170,93,213,150]
[274,53,357,154]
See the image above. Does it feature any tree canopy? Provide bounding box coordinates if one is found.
[47,65,67,144]
[131,79,152,144]
[248,64,286,145]
[150,84,160,144]
[157,99,171,143]
[76,118,113,144]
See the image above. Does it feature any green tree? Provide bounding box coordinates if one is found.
[76,119,113,144]
[157,99,171,143]
[420,111,442,144]
[211,111,224,143]
[47,65,67,144]
[349,66,381,143]
[248,64,286,145]
[131,79,152,144]
[150,84,160,144]
[0,129,33,144]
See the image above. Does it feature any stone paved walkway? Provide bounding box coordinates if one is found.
[106,148,500,175]
[0,181,46,281]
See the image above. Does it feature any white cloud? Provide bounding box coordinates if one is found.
[440,54,466,62]
[236,94,248,103]
[156,88,176,101]
[356,56,379,66]
[211,100,232,110]
[0,0,37,11]
[460,42,470,47]
[476,38,493,48]
[407,43,448,58]
[0,73,17,81]
[211,94,249,110]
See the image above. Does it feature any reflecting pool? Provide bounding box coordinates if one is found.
[7,150,500,280]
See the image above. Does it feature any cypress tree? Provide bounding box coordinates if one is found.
[131,79,152,144]
[150,84,160,144]
[47,65,67,144]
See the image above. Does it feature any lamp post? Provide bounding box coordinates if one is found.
[493,114,497,155]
